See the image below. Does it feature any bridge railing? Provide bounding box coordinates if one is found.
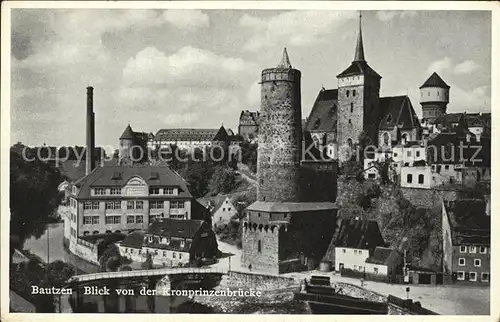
[68,266,228,283]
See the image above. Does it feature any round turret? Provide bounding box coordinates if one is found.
[257,48,302,202]
[420,72,450,122]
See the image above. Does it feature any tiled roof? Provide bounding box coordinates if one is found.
[74,165,192,199]
[304,89,338,132]
[147,218,205,239]
[153,126,227,142]
[337,60,381,78]
[120,231,145,249]
[120,124,135,140]
[445,199,490,246]
[365,246,396,265]
[379,96,419,131]
[239,110,260,125]
[247,201,337,213]
[420,72,450,89]
[334,219,385,250]
[426,133,490,166]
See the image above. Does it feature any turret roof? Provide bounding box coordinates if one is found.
[120,124,135,140]
[420,72,450,89]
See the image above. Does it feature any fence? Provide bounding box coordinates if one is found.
[68,266,228,283]
[340,268,404,284]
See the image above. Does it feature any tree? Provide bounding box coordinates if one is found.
[10,145,64,263]
[208,166,238,196]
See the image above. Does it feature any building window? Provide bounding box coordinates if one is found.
[179,253,182,259]
[180,240,185,248]
[127,201,134,210]
[350,103,354,113]
[374,267,378,274]
[416,151,420,157]
[127,216,135,224]
[150,200,164,209]
[457,271,465,280]
[474,259,481,267]
[83,202,92,210]
[164,187,174,195]
[150,188,160,195]
[257,240,262,252]
[171,200,185,209]
[480,246,487,254]
[469,272,477,282]
[418,174,424,184]
[481,273,489,282]
[469,246,476,254]
[407,174,413,183]
[354,265,358,270]
[94,188,106,195]
[346,90,350,97]
[135,215,143,224]
[393,152,398,157]
[348,119,351,124]
[407,150,411,157]
[353,90,356,97]
[460,246,467,253]
[105,216,121,224]
[342,249,346,253]
[459,258,466,266]
[106,201,121,210]
[110,188,121,195]
[136,201,143,209]
[173,252,176,259]
[84,216,92,225]
[444,165,449,170]
[383,132,390,145]
[92,216,99,225]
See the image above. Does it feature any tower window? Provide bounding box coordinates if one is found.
[350,103,354,113]
[348,119,351,124]
[257,240,262,253]
[346,90,350,97]
[353,90,356,97]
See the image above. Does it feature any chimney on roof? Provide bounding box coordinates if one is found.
[86,86,96,176]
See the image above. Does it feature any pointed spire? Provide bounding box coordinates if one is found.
[354,11,365,62]
[120,124,135,140]
[277,47,292,68]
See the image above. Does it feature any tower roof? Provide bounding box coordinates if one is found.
[277,47,292,68]
[354,12,365,62]
[420,72,450,89]
[120,124,135,140]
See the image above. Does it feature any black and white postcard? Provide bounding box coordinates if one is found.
[1,1,498,320]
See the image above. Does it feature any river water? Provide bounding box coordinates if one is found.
[23,222,99,274]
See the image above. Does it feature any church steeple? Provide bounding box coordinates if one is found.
[354,11,365,62]
[277,47,292,68]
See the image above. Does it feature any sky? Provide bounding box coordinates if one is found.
[10,9,491,148]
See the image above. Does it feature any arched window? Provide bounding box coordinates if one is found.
[350,103,354,113]
[257,240,262,253]
[346,90,350,97]
[347,138,353,149]
[383,132,390,145]
[401,133,409,143]
[353,90,356,97]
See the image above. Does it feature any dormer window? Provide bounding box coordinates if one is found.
[94,188,106,196]
[164,187,174,195]
[150,187,160,195]
[149,172,159,180]
[180,239,185,248]
[111,172,122,180]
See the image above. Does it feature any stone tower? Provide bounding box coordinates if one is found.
[119,124,135,165]
[420,72,450,122]
[336,12,381,155]
[257,48,302,202]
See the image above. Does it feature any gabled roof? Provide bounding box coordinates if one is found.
[153,128,225,142]
[337,60,381,79]
[147,218,206,239]
[120,124,135,140]
[426,133,490,166]
[120,230,145,249]
[334,219,385,250]
[304,89,338,132]
[379,95,420,131]
[444,199,490,246]
[73,165,192,199]
[420,72,450,89]
[365,246,398,265]
[239,110,260,125]
[211,194,231,214]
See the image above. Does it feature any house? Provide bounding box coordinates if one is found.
[207,195,238,229]
[364,246,403,277]
[149,126,229,151]
[400,165,432,189]
[238,110,260,141]
[118,218,218,267]
[442,199,490,284]
[333,219,386,272]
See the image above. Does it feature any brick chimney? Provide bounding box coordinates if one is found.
[86,86,95,175]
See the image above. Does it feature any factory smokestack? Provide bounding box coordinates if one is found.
[86,86,95,175]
